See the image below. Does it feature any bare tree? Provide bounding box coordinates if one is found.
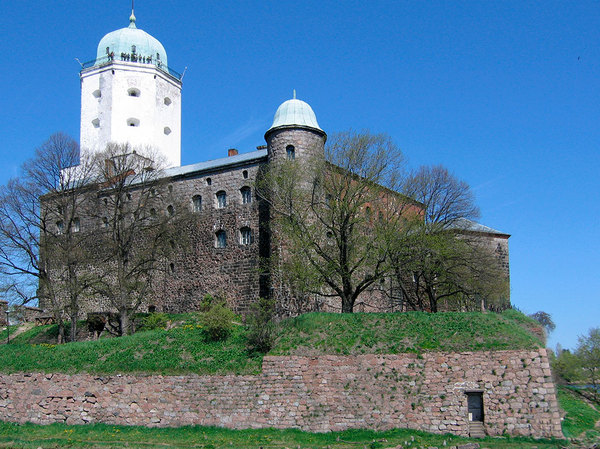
[576,327,600,401]
[389,165,507,312]
[0,133,95,342]
[258,131,406,313]
[87,143,176,335]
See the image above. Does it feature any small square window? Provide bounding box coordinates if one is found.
[241,187,252,204]
[240,227,252,245]
[216,230,227,248]
[216,191,227,208]
[286,145,295,160]
[192,195,202,212]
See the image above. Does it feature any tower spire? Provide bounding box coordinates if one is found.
[293,89,296,99]
[129,0,137,28]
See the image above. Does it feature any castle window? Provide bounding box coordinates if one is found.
[206,177,212,186]
[73,218,80,233]
[365,206,372,220]
[92,118,100,128]
[127,118,140,127]
[102,217,109,228]
[169,262,175,274]
[215,230,227,248]
[167,205,175,216]
[131,45,137,54]
[241,187,252,204]
[164,97,172,106]
[92,90,101,99]
[216,191,227,208]
[148,305,156,313]
[56,220,64,234]
[240,227,252,245]
[286,145,295,160]
[243,170,248,179]
[150,208,157,217]
[192,195,202,212]
[164,127,172,135]
[127,88,140,97]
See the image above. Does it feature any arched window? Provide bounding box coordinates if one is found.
[365,206,372,220]
[286,145,295,160]
[148,305,157,313]
[167,205,175,216]
[192,195,202,212]
[127,118,140,127]
[240,187,252,204]
[216,191,227,208]
[73,218,81,233]
[169,262,175,274]
[215,230,227,248]
[242,170,248,179]
[127,88,140,97]
[206,177,212,186]
[56,221,64,234]
[240,227,252,245]
[102,217,109,228]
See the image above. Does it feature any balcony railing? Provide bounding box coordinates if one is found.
[80,54,183,81]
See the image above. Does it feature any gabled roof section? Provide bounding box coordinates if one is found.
[450,218,510,238]
[163,149,268,179]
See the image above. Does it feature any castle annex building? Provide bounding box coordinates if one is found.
[39,11,510,316]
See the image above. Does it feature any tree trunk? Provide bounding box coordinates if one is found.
[341,296,354,313]
[119,308,130,336]
[57,321,65,344]
[70,315,78,342]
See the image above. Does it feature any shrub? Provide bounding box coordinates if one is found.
[199,294,214,312]
[246,297,276,353]
[200,303,235,341]
[139,313,169,331]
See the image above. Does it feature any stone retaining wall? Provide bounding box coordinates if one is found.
[0,349,563,438]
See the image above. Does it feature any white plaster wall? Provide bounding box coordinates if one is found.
[80,61,181,167]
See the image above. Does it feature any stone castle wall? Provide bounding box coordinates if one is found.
[0,349,562,438]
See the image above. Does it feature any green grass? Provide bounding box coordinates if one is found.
[0,310,543,375]
[271,310,544,356]
[557,385,600,439]
[0,324,262,375]
[0,421,568,449]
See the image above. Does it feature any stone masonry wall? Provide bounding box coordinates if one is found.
[0,349,562,438]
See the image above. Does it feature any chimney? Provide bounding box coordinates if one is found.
[228,148,238,157]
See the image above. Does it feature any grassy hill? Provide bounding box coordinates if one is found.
[0,309,544,375]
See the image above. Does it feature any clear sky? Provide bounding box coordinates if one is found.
[0,1,598,350]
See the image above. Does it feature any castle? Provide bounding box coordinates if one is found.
[38,10,509,318]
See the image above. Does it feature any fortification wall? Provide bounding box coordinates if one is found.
[0,349,562,438]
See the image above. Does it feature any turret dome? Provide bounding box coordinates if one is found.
[95,13,168,67]
[267,95,323,133]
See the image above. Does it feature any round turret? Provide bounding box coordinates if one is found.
[265,94,326,164]
[95,13,168,68]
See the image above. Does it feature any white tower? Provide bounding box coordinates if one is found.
[79,10,182,167]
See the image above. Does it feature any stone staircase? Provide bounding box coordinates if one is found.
[468,421,486,438]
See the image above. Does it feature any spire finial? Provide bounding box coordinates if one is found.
[293,89,296,99]
[129,0,137,28]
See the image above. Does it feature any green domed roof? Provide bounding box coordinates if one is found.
[268,95,323,133]
[95,13,167,67]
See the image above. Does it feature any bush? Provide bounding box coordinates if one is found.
[200,303,235,341]
[199,294,214,312]
[139,313,169,331]
[246,297,276,354]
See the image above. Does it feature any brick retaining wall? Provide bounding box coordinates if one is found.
[0,349,563,438]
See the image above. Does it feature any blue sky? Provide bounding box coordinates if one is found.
[0,1,598,350]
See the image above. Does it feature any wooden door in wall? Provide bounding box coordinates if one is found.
[467,392,484,422]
